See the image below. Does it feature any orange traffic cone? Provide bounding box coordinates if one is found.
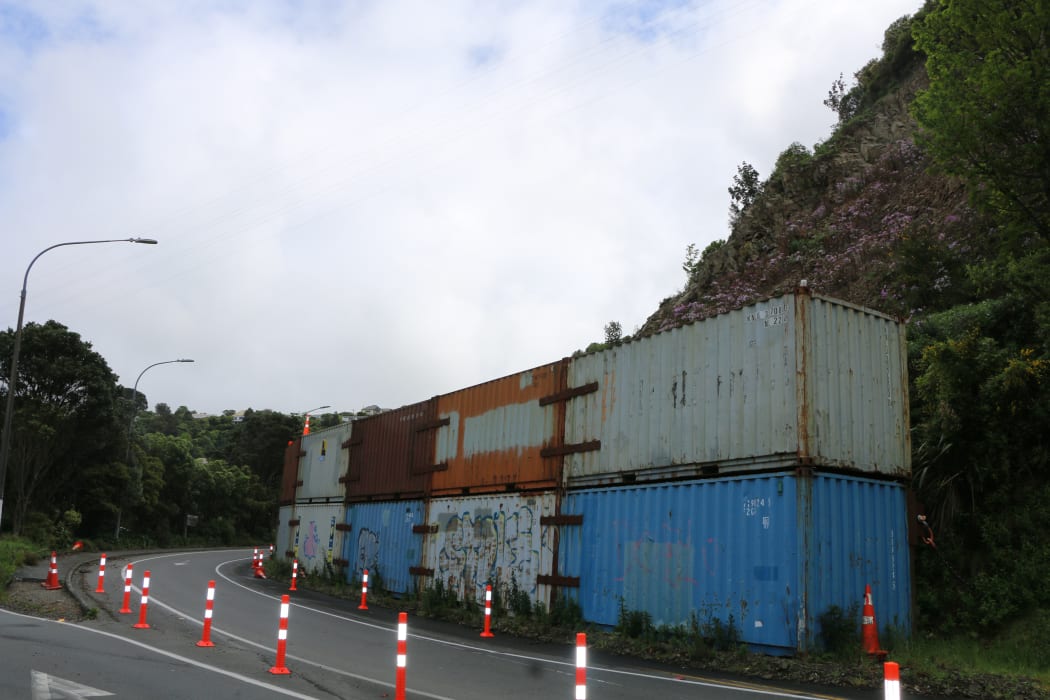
[861,584,886,657]
[41,551,61,590]
[302,416,310,436]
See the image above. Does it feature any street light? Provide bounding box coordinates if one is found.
[125,358,196,463]
[299,405,330,435]
[118,357,193,538]
[0,237,158,531]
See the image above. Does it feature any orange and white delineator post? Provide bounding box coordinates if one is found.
[119,564,134,614]
[884,661,900,700]
[95,553,107,593]
[268,595,292,674]
[289,560,299,591]
[395,612,408,700]
[133,570,152,629]
[480,584,494,638]
[197,580,217,647]
[358,569,369,610]
[41,551,61,590]
[575,632,587,699]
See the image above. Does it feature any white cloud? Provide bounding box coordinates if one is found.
[0,0,921,414]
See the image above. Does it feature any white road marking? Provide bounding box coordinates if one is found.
[31,671,113,699]
[129,550,843,700]
[1,607,318,699]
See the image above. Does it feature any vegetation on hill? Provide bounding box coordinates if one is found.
[642,0,1050,649]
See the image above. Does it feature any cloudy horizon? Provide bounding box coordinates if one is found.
[1,0,921,416]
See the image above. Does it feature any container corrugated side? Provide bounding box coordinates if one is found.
[558,471,911,654]
[565,295,802,485]
[559,476,800,651]
[563,291,909,486]
[421,492,555,607]
[279,437,302,506]
[344,500,426,595]
[284,502,346,575]
[345,400,437,501]
[432,361,568,495]
[299,422,352,501]
[803,295,910,476]
[802,472,911,648]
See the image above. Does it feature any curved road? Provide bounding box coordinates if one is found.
[2,548,880,699]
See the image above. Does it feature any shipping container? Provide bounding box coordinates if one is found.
[562,289,909,486]
[345,400,438,502]
[278,502,347,576]
[557,471,910,654]
[343,500,426,595]
[420,492,556,606]
[432,361,568,495]
[299,422,352,501]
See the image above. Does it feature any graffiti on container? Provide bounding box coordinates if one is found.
[355,528,380,574]
[302,520,321,561]
[434,504,549,599]
[327,516,336,563]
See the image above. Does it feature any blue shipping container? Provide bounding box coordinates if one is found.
[343,500,426,595]
[559,472,910,654]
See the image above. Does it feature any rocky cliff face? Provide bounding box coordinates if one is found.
[639,44,986,337]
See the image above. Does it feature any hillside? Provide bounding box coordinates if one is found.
[639,9,989,335]
[639,0,1050,649]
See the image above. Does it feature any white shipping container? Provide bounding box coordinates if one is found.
[280,502,346,575]
[564,289,909,486]
[421,492,556,607]
[299,423,352,500]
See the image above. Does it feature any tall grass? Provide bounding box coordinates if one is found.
[890,613,1050,686]
[0,535,43,591]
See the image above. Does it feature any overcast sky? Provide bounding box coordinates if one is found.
[0,0,921,416]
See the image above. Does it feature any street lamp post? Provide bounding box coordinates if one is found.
[125,359,196,463]
[296,407,327,434]
[0,237,158,531]
[117,358,194,538]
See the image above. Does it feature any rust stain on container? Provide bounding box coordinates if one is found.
[279,437,302,504]
[431,360,568,495]
[345,400,437,502]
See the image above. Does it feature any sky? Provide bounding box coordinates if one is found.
[0,0,922,417]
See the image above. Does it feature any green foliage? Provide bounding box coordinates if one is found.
[823,72,861,123]
[912,0,1050,240]
[603,321,622,345]
[818,604,861,658]
[0,321,123,537]
[616,599,654,640]
[0,535,42,588]
[506,574,532,618]
[728,161,762,225]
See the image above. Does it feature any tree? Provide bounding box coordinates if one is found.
[604,321,622,344]
[728,162,762,226]
[912,0,1050,240]
[0,321,122,535]
[823,72,860,123]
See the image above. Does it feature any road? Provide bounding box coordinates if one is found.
[1,548,888,699]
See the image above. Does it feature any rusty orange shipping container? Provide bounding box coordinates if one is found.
[345,399,438,502]
[431,360,569,495]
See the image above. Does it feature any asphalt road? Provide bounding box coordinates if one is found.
[1,548,895,699]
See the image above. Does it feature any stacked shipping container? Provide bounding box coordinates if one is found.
[276,423,351,575]
[278,288,912,654]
